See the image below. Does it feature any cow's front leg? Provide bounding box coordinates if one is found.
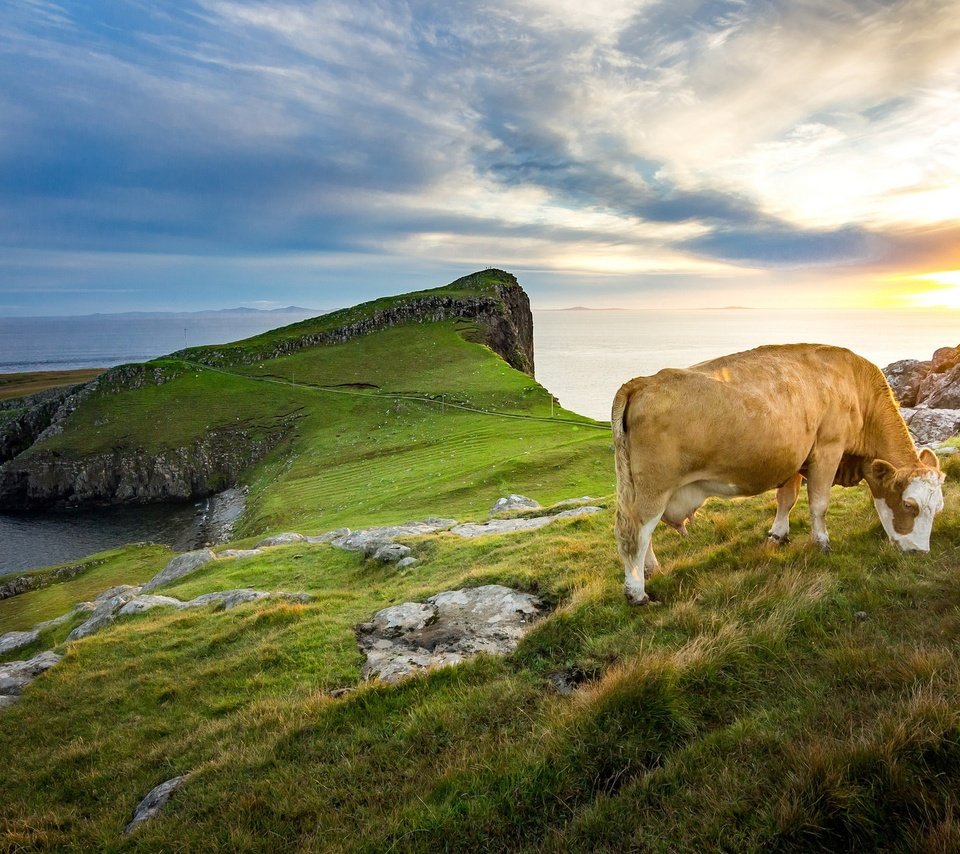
[768,473,802,544]
[806,446,843,552]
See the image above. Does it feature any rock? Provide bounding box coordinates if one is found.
[855,611,868,621]
[920,364,960,409]
[183,589,272,610]
[884,359,931,407]
[451,506,602,539]
[938,447,959,456]
[357,584,546,682]
[124,775,188,835]
[490,494,541,516]
[0,695,17,708]
[0,629,39,655]
[900,408,960,445]
[331,519,456,554]
[181,589,313,611]
[95,584,142,603]
[217,549,263,559]
[397,557,419,569]
[369,602,437,636]
[551,496,597,509]
[306,528,350,544]
[197,486,247,545]
[118,595,185,616]
[254,532,307,548]
[931,345,960,372]
[372,543,412,564]
[67,589,142,640]
[32,602,94,633]
[141,549,216,593]
[0,650,62,701]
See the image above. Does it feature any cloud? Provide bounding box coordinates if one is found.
[0,0,958,312]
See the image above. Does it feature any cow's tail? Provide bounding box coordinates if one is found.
[612,382,638,565]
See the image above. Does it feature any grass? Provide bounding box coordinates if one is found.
[5,275,960,849]
[3,481,960,851]
[0,369,105,402]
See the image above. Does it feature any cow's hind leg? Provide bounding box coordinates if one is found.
[616,498,665,606]
[768,473,802,545]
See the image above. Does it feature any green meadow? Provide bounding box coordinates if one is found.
[3,275,960,851]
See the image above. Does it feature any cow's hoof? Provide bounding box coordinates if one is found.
[816,540,832,554]
[766,533,789,546]
[624,588,650,606]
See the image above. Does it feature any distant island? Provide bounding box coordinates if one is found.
[544,306,626,312]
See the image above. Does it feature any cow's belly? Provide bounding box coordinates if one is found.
[663,480,743,526]
[663,472,788,528]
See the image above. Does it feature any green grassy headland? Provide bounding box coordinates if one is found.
[0,368,105,402]
[2,272,960,850]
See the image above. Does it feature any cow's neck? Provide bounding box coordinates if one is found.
[860,391,918,468]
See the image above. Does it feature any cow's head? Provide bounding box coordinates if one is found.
[863,448,945,552]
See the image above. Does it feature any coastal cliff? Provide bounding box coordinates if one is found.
[178,269,535,377]
[0,270,537,511]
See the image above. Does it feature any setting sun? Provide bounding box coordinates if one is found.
[907,270,960,308]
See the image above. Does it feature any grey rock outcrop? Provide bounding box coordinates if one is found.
[67,589,142,641]
[306,528,350,544]
[372,543,412,564]
[490,494,541,516]
[32,602,95,632]
[357,584,546,682]
[396,557,419,569]
[0,650,62,706]
[118,595,183,616]
[900,407,960,445]
[331,518,456,557]
[0,629,39,655]
[884,359,931,408]
[141,549,216,593]
[181,589,313,611]
[254,532,307,548]
[451,505,602,539]
[218,548,263,559]
[124,775,188,835]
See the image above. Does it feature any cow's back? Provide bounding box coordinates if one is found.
[618,344,878,496]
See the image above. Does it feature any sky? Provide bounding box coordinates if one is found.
[2,0,959,315]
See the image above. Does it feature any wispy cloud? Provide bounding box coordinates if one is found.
[0,0,958,312]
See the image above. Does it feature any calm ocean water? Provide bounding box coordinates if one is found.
[0,311,321,373]
[1,306,956,573]
[533,308,960,421]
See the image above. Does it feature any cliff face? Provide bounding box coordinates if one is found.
[0,427,279,511]
[0,270,537,511]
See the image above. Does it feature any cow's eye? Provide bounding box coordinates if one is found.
[903,498,920,516]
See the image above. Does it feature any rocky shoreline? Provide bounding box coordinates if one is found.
[883,344,960,446]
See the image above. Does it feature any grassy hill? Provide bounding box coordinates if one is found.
[3,272,960,851]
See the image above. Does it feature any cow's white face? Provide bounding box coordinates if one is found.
[866,450,945,553]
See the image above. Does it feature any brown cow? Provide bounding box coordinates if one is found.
[612,344,945,605]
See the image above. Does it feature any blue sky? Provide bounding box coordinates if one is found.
[2,0,959,315]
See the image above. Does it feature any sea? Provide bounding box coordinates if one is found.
[1,307,957,574]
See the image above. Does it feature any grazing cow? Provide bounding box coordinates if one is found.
[612,344,945,605]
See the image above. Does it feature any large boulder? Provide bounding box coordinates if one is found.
[356,584,546,682]
[900,408,960,446]
[884,359,931,407]
[919,363,960,409]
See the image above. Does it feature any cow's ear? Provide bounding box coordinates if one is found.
[865,458,896,485]
[919,448,941,470]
